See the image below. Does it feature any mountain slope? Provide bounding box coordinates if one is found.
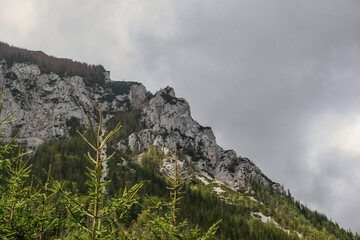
[0,41,358,239]
[0,51,280,193]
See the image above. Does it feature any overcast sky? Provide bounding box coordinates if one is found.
[1,0,360,233]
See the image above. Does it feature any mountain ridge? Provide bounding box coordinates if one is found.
[0,55,282,193]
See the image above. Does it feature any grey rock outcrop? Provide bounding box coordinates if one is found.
[0,61,148,139]
[0,60,283,192]
[128,86,283,191]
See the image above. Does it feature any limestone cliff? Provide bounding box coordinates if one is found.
[0,59,283,192]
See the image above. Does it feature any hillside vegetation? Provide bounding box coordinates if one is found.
[0,108,357,239]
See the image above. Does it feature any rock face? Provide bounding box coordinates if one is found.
[0,60,283,192]
[0,61,147,139]
[129,87,283,191]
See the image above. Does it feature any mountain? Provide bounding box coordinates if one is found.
[0,41,358,239]
[0,43,281,193]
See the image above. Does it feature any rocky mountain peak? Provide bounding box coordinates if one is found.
[159,86,176,97]
[0,58,283,193]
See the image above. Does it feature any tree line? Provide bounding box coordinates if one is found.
[0,41,105,86]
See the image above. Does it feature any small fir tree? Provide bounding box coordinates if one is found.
[55,104,142,240]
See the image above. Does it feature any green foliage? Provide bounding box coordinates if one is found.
[0,94,59,239]
[141,145,164,173]
[105,110,143,144]
[106,147,169,200]
[250,181,357,240]
[55,105,143,240]
[31,136,92,194]
[133,148,221,240]
[36,168,61,239]
[0,152,36,239]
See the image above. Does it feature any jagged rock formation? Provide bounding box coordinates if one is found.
[129,87,283,191]
[0,59,283,192]
[0,61,146,139]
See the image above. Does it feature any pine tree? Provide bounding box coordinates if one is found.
[55,105,142,239]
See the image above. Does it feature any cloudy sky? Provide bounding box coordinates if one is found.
[1,0,360,233]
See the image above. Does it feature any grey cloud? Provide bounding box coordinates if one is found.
[298,150,360,232]
[131,1,360,232]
